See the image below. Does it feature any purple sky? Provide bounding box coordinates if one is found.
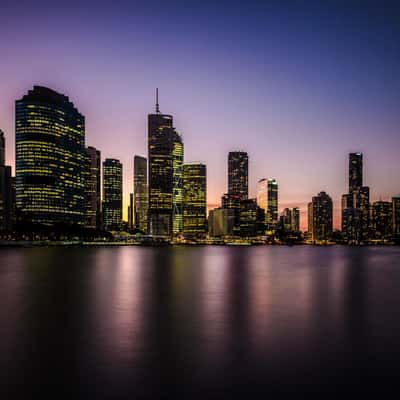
[1,0,399,229]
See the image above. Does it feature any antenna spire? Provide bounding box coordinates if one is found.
[156,88,160,113]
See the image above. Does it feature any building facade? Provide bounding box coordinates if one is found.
[103,158,122,231]
[267,179,278,228]
[172,132,184,234]
[15,86,86,226]
[371,201,392,242]
[342,153,370,244]
[183,163,207,236]
[308,191,333,242]
[239,199,265,237]
[147,91,179,237]
[228,151,248,200]
[208,208,235,237]
[133,155,148,233]
[84,146,101,229]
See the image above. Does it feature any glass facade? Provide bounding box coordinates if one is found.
[267,179,278,228]
[308,191,333,242]
[228,151,248,200]
[84,146,101,229]
[15,86,85,226]
[133,155,148,233]
[103,158,122,231]
[183,163,207,236]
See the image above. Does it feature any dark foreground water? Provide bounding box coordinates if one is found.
[1,246,400,397]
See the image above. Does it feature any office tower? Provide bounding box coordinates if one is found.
[183,163,207,236]
[342,152,370,244]
[133,155,148,233]
[371,201,392,242]
[267,179,278,228]
[393,196,400,236]
[0,130,4,166]
[208,208,235,237]
[103,159,122,231]
[221,192,241,235]
[308,191,333,242]
[349,152,363,191]
[148,89,182,237]
[228,151,248,200]
[84,146,101,229]
[128,193,134,230]
[292,207,300,231]
[172,132,184,234]
[257,178,268,212]
[15,86,85,226]
[239,199,265,237]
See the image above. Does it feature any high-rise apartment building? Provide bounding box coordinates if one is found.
[103,158,122,231]
[239,199,265,237]
[15,86,85,226]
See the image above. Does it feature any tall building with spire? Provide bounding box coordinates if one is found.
[148,89,183,237]
[15,86,86,226]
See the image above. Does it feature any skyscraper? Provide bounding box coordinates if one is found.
[183,163,207,236]
[172,132,184,234]
[308,191,333,242]
[228,151,248,200]
[342,152,370,244]
[267,179,278,228]
[133,155,148,233]
[349,152,363,191]
[148,89,181,237]
[15,86,85,226]
[84,146,101,229]
[0,130,13,231]
[393,196,400,237]
[371,201,392,242]
[256,178,268,213]
[103,158,122,231]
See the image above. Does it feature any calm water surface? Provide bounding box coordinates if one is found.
[1,246,399,397]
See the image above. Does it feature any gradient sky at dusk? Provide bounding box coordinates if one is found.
[1,0,399,229]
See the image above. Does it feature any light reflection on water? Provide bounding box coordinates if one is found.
[1,245,400,396]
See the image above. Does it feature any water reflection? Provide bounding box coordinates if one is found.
[1,246,400,396]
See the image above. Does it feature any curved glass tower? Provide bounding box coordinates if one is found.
[15,86,85,226]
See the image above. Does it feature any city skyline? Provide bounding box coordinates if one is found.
[1,1,400,230]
